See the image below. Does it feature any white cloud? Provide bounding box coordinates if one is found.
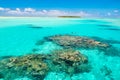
[0,7,90,17]
[7,8,22,15]
[107,12,111,16]
[72,11,91,17]
[114,10,119,13]
[45,10,68,16]
[24,8,36,12]
[0,7,4,10]
[7,8,29,16]
[16,8,21,12]
[7,10,21,15]
[0,7,10,11]
[1,7,119,18]
[42,10,47,13]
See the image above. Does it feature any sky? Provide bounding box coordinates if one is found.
[0,0,120,17]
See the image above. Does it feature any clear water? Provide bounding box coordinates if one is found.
[0,17,120,80]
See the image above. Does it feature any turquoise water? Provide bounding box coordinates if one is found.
[0,17,120,80]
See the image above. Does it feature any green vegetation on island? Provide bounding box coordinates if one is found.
[58,16,81,18]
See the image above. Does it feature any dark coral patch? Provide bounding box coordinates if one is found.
[91,36,120,44]
[105,28,120,31]
[27,24,43,29]
[97,24,114,28]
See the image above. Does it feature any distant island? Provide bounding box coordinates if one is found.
[58,16,81,18]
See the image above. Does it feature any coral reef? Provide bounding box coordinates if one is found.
[0,49,91,80]
[0,54,49,80]
[44,35,120,56]
[49,49,90,75]
[45,35,110,50]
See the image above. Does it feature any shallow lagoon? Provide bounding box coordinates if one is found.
[0,17,120,80]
